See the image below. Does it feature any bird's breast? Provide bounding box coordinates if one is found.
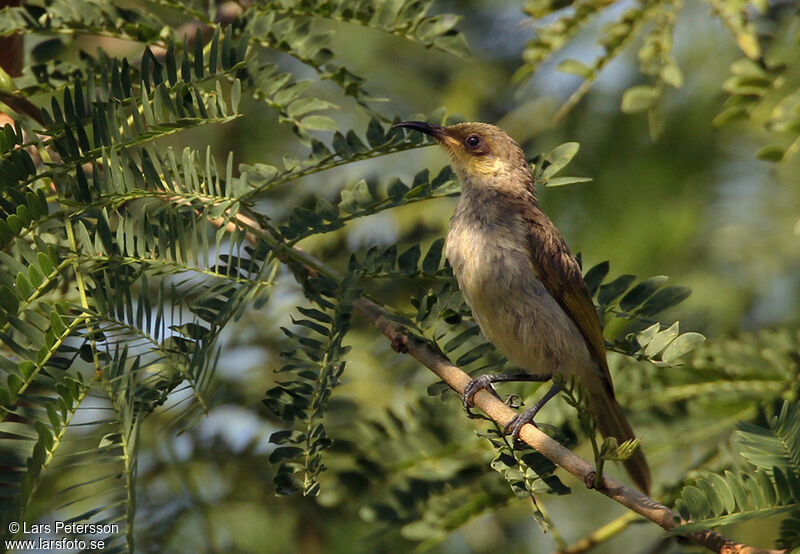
[445,205,593,376]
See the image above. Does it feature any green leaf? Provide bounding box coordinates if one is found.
[708,472,737,514]
[433,32,470,57]
[15,272,32,298]
[353,179,372,206]
[49,310,66,335]
[269,446,304,463]
[660,64,683,88]
[230,78,241,112]
[387,178,409,201]
[545,176,592,187]
[736,400,800,476]
[619,276,668,312]
[422,239,444,274]
[398,245,421,275]
[0,65,15,91]
[583,262,609,296]
[443,326,480,352]
[415,14,460,41]
[543,142,580,178]
[37,251,54,275]
[600,437,641,461]
[314,198,339,222]
[366,119,385,147]
[755,145,785,162]
[556,59,593,79]
[301,115,338,131]
[637,286,691,317]
[621,85,660,113]
[287,98,333,118]
[634,323,660,349]
[643,321,679,358]
[456,342,494,366]
[0,285,19,314]
[661,332,705,363]
[339,180,372,213]
[597,274,636,306]
[713,105,748,127]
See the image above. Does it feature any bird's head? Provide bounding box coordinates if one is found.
[394,121,534,195]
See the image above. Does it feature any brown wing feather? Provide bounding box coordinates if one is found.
[519,200,651,493]
[521,204,613,389]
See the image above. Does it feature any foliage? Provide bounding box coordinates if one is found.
[323,398,514,549]
[674,399,800,549]
[265,273,360,496]
[0,0,797,553]
[0,0,468,549]
[517,0,800,153]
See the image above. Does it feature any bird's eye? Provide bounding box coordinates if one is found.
[464,134,482,149]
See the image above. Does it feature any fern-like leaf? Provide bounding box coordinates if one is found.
[265,273,360,496]
[673,399,800,548]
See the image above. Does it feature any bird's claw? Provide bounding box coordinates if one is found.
[503,412,539,447]
[461,375,502,416]
[500,383,560,447]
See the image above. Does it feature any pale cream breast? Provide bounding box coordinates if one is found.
[445,196,594,378]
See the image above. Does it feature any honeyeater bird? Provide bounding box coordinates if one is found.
[394,121,651,494]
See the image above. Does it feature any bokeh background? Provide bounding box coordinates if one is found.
[13,0,800,552]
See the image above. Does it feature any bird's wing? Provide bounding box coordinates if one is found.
[522,203,613,390]
[520,201,652,493]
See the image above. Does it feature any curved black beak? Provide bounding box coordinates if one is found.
[393,121,447,140]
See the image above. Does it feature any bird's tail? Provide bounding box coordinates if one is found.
[588,384,651,495]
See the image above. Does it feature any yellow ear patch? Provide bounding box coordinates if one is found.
[461,154,506,176]
[444,146,504,176]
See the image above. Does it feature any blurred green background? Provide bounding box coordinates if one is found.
[17,0,800,552]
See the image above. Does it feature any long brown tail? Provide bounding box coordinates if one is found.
[589,385,651,495]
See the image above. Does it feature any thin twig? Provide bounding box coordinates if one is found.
[554,511,639,554]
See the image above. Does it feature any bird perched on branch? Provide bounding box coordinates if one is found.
[394,121,650,494]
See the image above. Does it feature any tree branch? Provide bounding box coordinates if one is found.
[351,296,782,554]
[211,203,784,554]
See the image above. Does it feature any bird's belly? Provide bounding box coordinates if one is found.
[446,229,592,377]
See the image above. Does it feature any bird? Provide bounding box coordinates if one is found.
[394,120,651,494]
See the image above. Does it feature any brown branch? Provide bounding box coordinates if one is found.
[0,91,44,125]
[201,205,783,554]
[0,0,23,78]
[0,1,43,126]
[351,296,782,554]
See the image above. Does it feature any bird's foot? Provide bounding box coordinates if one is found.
[503,405,542,445]
[461,375,502,416]
[502,383,562,446]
